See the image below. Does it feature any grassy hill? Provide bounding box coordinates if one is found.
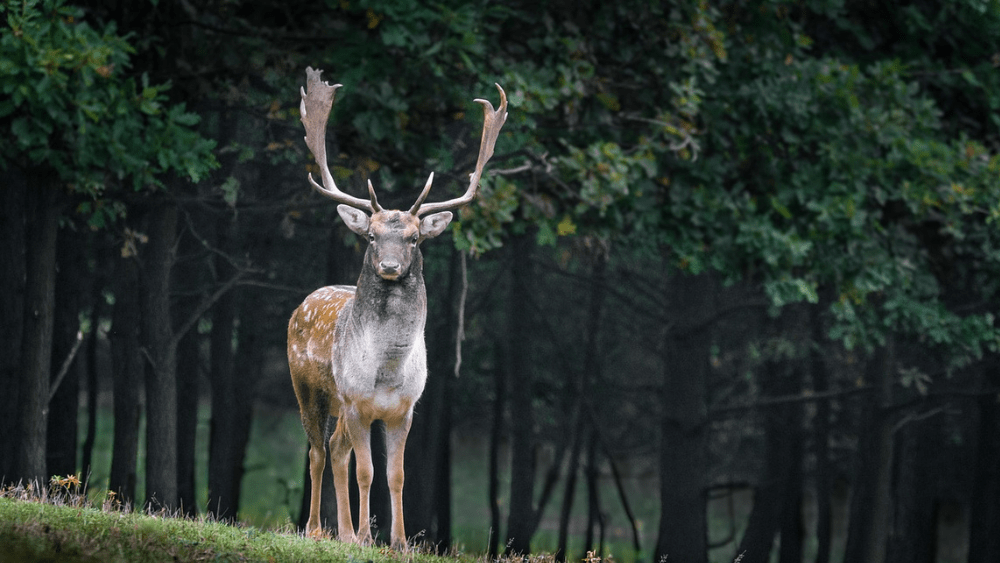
[0,480,515,563]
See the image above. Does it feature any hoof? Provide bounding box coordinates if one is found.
[307,527,330,540]
[337,531,356,544]
[355,532,374,546]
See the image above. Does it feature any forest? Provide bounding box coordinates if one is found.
[3,0,1000,562]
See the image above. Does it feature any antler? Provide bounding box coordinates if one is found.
[410,84,508,216]
[301,67,380,212]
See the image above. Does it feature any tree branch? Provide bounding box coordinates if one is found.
[454,251,468,378]
[171,272,246,347]
[179,207,248,273]
[709,386,875,418]
[491,160,533,176]
[48,329,86,404]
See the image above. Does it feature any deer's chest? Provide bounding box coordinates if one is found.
[333,312,427,405]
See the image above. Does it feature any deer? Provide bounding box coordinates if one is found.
[287,67,507,550]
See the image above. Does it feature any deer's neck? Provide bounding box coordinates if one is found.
[351,256,427,345]
[345,258,427,391]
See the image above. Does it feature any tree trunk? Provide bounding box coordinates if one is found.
[47,230,85,478]
[429,248,458,548]
[778,370,805,563]
[109,247,143,504]
[843,341,895,563]
[208,213,240,519]
[16,183,60,484]
[886,419,936,563]
[734,363,792,560]
[207,214,264,522]
[504,232,537,555]
[174,211,205,517]
[227,289,264,518]
[488,343,506,559]
[654,272,711,563]
[405,349,454,548]
[431,371,453,548]
[811,303,833,563]
[735,306,808,563]
[141,202,179,510]
[175,326,200,516]
[582,429,605,558]
[556,420,584,562]
[81,271,107,492]
[405,246,458,548]
[969,360,1000,562]
[0,172,26,484]
[607,455,642,556]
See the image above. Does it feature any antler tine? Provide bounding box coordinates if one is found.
[408,172,436,215]
[301,67,375,212]
[413,84,508,216]
[367,179,382,212]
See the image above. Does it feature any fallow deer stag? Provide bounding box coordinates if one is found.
[287,67,507,549]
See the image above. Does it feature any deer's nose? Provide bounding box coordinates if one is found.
[378,260,401,278]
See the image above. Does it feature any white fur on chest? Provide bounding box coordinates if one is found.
[334,316,427,416]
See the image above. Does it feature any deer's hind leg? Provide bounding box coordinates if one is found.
[329,415,356,543]
[296,386,331,538]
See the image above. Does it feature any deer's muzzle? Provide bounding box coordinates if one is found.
[378,260,402,280]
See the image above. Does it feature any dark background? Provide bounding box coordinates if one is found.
[3,1,1000,562]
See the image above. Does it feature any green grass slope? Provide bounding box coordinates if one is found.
[0,487,469,563]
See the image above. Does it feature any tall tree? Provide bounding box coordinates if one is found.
[844,342,896,563]
[47,229,88,478]
[140,201,180,509]
[970,360,1000,562]
[0,0,217,490]
[109,236,143,504]
[504,231,538,555]
[15,180,60,483]
[655,273,713,563]
[207,213,241,519]
[0,171,25,484]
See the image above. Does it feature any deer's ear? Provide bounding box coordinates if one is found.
[419,211,453,240]
[337,205,370,236]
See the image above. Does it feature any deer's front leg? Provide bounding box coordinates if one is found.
[343,406,375,545]
[329,418,355,543]
[385,411,413,550]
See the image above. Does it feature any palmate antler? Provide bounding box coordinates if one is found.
[300,67,381,212]
[299,67,508,216]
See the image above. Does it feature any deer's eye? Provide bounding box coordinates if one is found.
[411,235,419,245]
[368,232,375,243]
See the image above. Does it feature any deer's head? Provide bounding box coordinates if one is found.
[337,200,452,282]
[299,67,507,282]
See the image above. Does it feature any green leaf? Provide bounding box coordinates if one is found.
[556,214,577,236]
[220,176,239,207]
[536,221,557,247]
[770,196,792,219]
[961,69,980,87]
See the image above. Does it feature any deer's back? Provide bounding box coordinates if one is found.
[288,285,355,410]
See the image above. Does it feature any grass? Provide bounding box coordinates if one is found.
[0,479,549,563]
